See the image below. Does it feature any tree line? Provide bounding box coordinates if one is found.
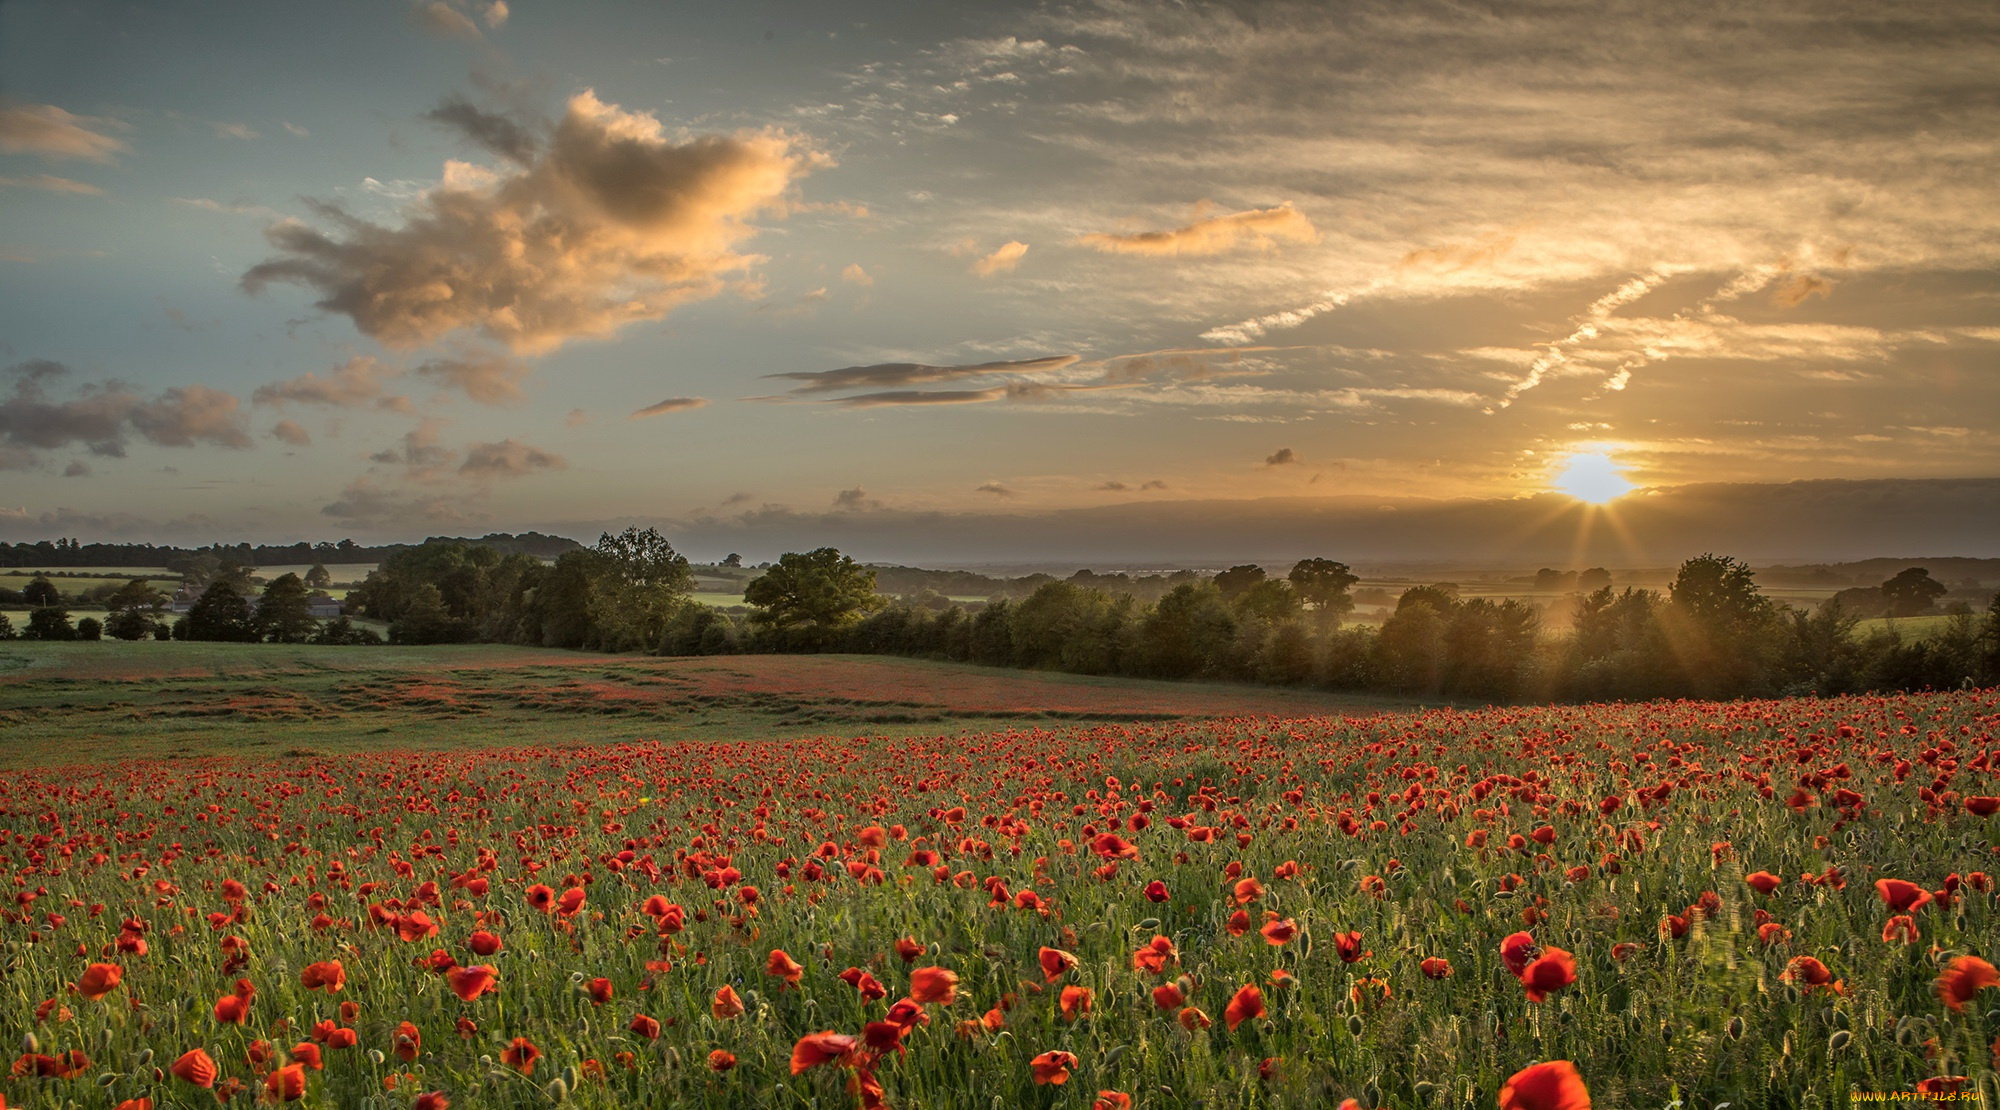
[7,529,1995,702]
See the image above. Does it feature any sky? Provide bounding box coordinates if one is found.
[1,0,1997,564]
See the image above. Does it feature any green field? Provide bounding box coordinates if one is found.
[0,640,1421,768]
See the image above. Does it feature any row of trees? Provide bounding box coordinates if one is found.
[0,574,380,645]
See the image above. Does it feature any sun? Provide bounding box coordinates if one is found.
[1551,451,1635,504]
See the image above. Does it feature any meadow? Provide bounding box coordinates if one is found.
[0,644,1995,1108]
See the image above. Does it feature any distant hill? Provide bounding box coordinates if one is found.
[0,531,584,571]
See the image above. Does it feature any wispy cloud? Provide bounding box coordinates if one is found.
[1079,204,1316,257]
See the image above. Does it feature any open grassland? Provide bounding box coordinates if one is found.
[0,683,1993,1108]
[0,643,1419,768]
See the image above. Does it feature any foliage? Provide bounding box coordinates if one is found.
[255,573,321,643]
[24,606,75,641]
[745,548,888,633]
[183,581,257,642]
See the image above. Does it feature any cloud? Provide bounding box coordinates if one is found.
[369,418,455,476]
[1078,203,1316,257]
[835,388,1009,409]
[270,419,312,446]
[127,386,252,448]
[412,1,483,40]
[424,95,539,164]
[841,263,873,286]
[482,1,508,28]
[1772,273,1834,307]
[242,90,824,354]
[631,396,708,418]
[0,175,103,196]
[1400,230,1519,272]
[458,437,566,479]
[212,122,258,141]
[1264,447,1299,466]
[770,354,1078,394]
[413,350,532,405]
[832,486,883,511]
[1142,479,1169,490]
[322,477,483,527]
[974,481,1017,498]
[971,241,1028,276]
[0,363,250,465]
[253,356,394,408]
[62,460,90,478]
[0,100,128,163]
[565,408,590,427]
[283,122,310,138]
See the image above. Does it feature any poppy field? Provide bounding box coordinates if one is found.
[3,687,1999,1109]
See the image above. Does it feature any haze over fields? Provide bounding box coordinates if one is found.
[2,1,1997,562]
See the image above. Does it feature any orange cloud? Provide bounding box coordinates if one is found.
[243,90,824,354]
[1078,204,1315,257]
[973,241,1029,276]
[0,100,127,163]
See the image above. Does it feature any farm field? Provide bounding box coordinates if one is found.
[0,643,1420,768]
[0,647,1995,1108]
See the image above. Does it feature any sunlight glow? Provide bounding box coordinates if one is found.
[1552,451,1636,504]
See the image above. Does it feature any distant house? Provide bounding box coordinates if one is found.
[308,598,344,619]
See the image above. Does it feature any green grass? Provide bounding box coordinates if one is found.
[1852,614,1965,641]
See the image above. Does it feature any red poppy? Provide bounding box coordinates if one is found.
[290,1043,323,1071]
[213,994,249,1024]
[1966,796,2000,817]
[767,949,805,984]
[501,1037,540,1076]
[446,964,498,1002]
[713,984,746,1019]
[909,967,958,1005]
[1876,879,1933,913]
[1936,956,1999,1013]
[1060,985,1094,1020]
[790,1031,857,1074]
[300,960,345,993]
[1133,935,1178,973]
[1038,946,1078,981]
[1179,1006,1212,1030]
[1498,1060,1591,1110]
[1143,880,1170,903]
[893,937,925,963]
[1500,931,1537,976]
[1745,872,1782,895]
[1333,930,1369,963]
[1420,957,1453,979]
[171,1048,218,1087]
[393,1021,421,1062]
[525,885,555,912]
[414,1094,451,1110]
[1094,1093,1134,1110]
[1226,909,1253,937]
[1152,983,1185,1009]
[708,1049,736,1071]
[1029,1050,1078,1085]
[1260,918,1298,946]
[1610,942,1641,961]
[586,977,614,1005]
[466,930,502,956]
[1224,984,1266,1031]
[1520,949,1577,1002]
[556,888,586,917]
[264,1063,307,1102]
[75,962,121,1000]
[1917,1077,1969,1095]
[1232,878,1264,904]
[628,1013,661,1040]
[1781,956,1843,994]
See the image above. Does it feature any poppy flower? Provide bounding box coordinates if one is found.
[1333,930,1369,963]
[1500,931,1538,976]
[214,994,249,1024]
[1876,879,1933,913]
[393,1021,421,1063]
[712,985,746,1019]
[1178,1005,1212,1030]
[1133,936,1178,974]
[1232,878,1264,904]
[525,885,555,913]
[556,888,586,917]
[467,931,503,956]
[1144,880,1170,903]
[1226,910,1253,937]
[708,1049,736,1071]
[1781,956,1844,995]
[414,1095,450,1110]
[1224,984,1266,1031]
[1745,872,1782,895]
[586,978,614,1006]
[628,1014,661,1040]
[1757,923,1791,946]
[114,1100,152,1110]
[1029,1050,1078,1085]
[1094,1093,1134,1110]
[909,967,958,1005]
[1421,957,1453,979]
[766,949,805,984]
[501,1037,540,1075]
[790,1031,857,1074]
[1038,947,1078,981]
[75,962,121,1000]
[1152,983,1185,1009]
[1520,948,1577,1002]
[171,1048,218,1087]
[264,1063,306,1102]
[446,964,498,1002]
[1936,956,1999,1013]
[290,1043,323,1071]
[1967,796,2000,817]
[1498,1060,1591,1110]
[893,937,924,963]
[1260,918,1298,946]
[300,960,345,993]
[1060,985,1094,1020]
[1610,942,1641,962]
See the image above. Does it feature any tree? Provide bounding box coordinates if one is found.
[1396,584,1459,615]
[106,578,167,613]
[745,548,887,632]
[1212,564,1267,600]
[75,616,102,641]
[184,581,256,642]
[1880,567,1946,618]
[105,578,168,641]
[304,563,332,589]
[721,553,743,569]
[588,527,695,651]
[389,583,458,645]
[1578,567,1613,591]
[23,575,60,607]
[1287,558,1359,621]
[1661,553,1780,697]
[0,613,13,640]
[105,607,163,641]
[256,573,320,643]
[25,607,76,641]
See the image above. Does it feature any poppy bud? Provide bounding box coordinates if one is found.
[1347,1015,1364,1037]
[1726,1017,1744,1040]
[1829,1030,1851,1051]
